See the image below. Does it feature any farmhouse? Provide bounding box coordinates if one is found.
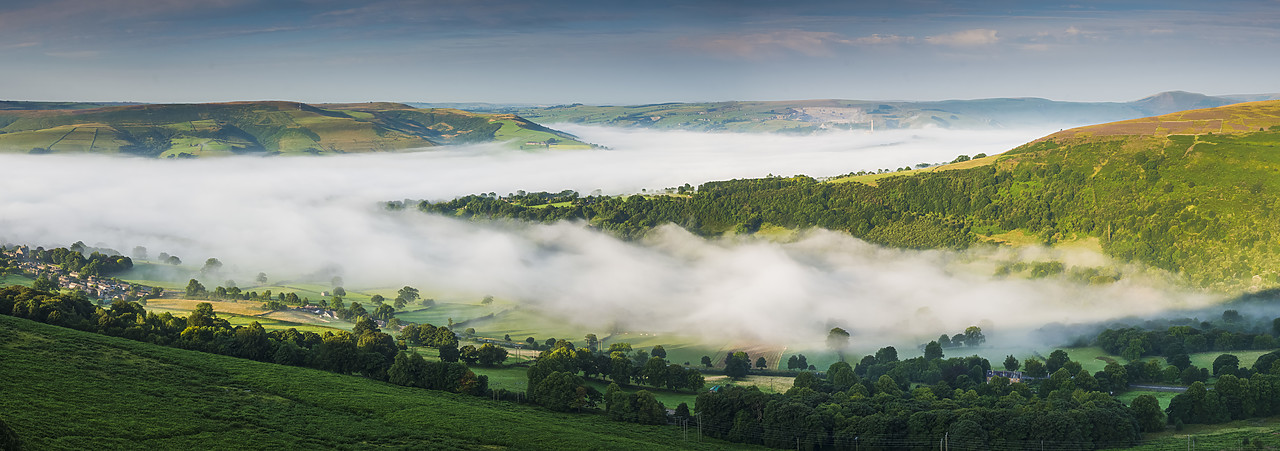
[985,370,1027,383]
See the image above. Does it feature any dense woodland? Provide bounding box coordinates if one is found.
[410,129,1280,289]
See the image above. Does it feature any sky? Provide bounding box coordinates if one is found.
[0,1,1277,105]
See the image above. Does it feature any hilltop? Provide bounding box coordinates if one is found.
[506,91,1278,133]
[0,101,591,157]
[416,100,1280,292]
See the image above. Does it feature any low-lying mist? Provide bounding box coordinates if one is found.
[0,126,1216,349]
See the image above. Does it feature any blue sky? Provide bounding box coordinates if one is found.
[1,0,1277,104]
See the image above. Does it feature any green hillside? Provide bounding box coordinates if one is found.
[508,91,1248,132]
[416,100,1280,292]
[0,101,590,157]
[0,314,742,450]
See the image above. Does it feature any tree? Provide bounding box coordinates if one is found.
[584,334,599,351]
[963,326,985,347]
[1131,394,1166,432]
[32,275,56,292]
[924,341,944,360]
[476,343,508,365]
[1024,358,1047,378]
[651,345,667,359]
[167,255,181,265]
[438,343,460,363]
[1212,354,1240,376]
[725,352,750,379]
[642,356,667,386]
[701,355,713,368]
[874,346,898,364]
[201,258,222,274]
[396,286,420,304]
[185,279,207,298]
[786,355,799,370]
[480,295,493,305]
[255,272,268,284]
[333,287,346,297]
[827,327,851,360]
[131,246,147,260]
[1046,349,1069,373]
[352,316,379,336]
[1003,355,1020,371]
[755,357,767,369]
[371,304,395,321]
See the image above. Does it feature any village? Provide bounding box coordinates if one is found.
[0,245,158,303]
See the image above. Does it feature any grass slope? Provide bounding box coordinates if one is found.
[0,315,748,450]
[0,101,590,156]
[824,100,1280,290]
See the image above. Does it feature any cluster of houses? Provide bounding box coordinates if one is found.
[2,245,150,302]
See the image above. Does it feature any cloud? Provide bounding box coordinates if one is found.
[44,50,99,58]
[674,30,852,58]
[673,30,912,59]
[0,125,1217,351]
[925,28,999,46]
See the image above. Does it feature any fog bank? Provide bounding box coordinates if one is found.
[0,126,1213,346]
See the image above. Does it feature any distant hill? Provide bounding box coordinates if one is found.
[0,101,138,111]
[506,91,1268,133]
[0,101,591,157]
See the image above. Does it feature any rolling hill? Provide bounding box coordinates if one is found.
[0,101,591,157]
[506,91,1277,133]
[417,100,1280,292]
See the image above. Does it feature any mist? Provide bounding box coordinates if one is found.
[0,126,1216,349]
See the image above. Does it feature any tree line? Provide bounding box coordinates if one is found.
[0,285,489,399]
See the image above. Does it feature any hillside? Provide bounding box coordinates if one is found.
[507,91,1259,133]
[416,100,1280,292]
[0,314,743,450]
[0,101,590,157]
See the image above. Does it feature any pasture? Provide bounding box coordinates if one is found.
[0,274,34,287]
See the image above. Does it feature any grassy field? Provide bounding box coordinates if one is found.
[1115,389,1179,410]
[1188,349,1273,371]
[0,274,34,287]
[1109,416,1280,450]
[0,314,752,450]
[468,365,701,408]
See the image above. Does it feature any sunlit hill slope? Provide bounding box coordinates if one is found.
[0,101,590,157]
[422,100,1280,292]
